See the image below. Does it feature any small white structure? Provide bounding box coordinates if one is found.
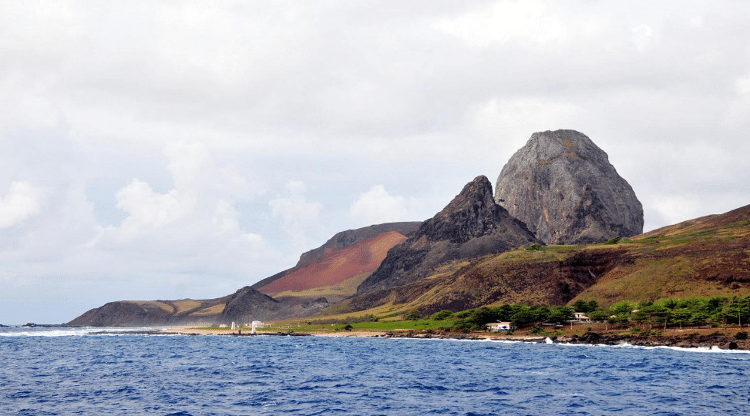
[219,324,228,328]
[249,321,266,334]
[573,312,592,323]
[231,321,237,331]
[486,322,515,332]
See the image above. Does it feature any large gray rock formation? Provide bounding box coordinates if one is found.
[494,130,643,245]
[357,175,539,294]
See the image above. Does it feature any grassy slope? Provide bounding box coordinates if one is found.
[272,272,372,299]
[573,207,750,304]
[120,297,229,321]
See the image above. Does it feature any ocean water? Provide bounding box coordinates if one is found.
[1,327,749,415]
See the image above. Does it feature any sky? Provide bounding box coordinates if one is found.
[1,1,749,324]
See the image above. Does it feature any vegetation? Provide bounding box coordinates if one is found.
[271,295,750,335]
[526,243,544,251]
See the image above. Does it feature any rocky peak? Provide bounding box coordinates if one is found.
[416,175,523,244]
[495,129,644,244]
[217,286,281,324]
[357,175,538,294]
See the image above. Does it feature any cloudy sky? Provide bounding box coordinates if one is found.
[2,1,749,324]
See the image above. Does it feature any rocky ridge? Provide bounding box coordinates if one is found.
[495,130,643,244]
[357,175,539,295]
[217,286,282,324]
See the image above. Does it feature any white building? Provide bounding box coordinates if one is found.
[572,312,592,323]
[486,322,515,332]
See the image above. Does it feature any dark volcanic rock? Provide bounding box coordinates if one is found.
[357,176,539,294]
[217,286,282,324]
[495,130,643,244]
[67,301,174,327]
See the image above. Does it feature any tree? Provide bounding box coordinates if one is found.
[671,308,692,330]
[631,309,650,329]
[573,300,590,312]
[609,301,634,316]
[608,313,630,329]
[573,299,599,313]
[587,310,608,322]
[690,310,710,327]
[706,297,725,314]
[722,297,750,327]
[547,306,574,324]
[404,309,422,320]
[510,306,535,328]
[432,310,453,321]
[531,306,550,323]
[467,307,499,327]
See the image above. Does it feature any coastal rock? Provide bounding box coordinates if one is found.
[357,175,539,294]
[67,301,174,327]
[217,286,281,325]
[495,130,643,244]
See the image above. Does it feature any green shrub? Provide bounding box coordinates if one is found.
[404,309,421,320]
[735,331,748,340]
[604,237,621,245]
[432,310,453,321]
[526,243,544,251]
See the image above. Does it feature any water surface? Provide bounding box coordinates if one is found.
[1,327,748,415]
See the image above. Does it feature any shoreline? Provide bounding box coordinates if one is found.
[161,326,750,350]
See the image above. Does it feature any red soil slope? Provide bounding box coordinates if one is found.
[258,231,408,294]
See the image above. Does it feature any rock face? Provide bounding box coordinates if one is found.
[217,286,281,325]
[67,301,175,327]
[495,130,643,245]
[357,175,539,294]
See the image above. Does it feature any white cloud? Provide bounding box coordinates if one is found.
[432,1,569,48]
[631,24,653,52]
[468,97,586,164]
[723,73,750,129]
[88,141,280,287]
[737,74,750,96]
[115,179,189,230]
[350,185,409,225]
[0,182,44,228]
[269,181,324,252]
[0,270,16,282]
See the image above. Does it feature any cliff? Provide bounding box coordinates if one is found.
[495,130,643,244]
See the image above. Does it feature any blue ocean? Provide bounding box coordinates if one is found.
[1,327,748,415]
